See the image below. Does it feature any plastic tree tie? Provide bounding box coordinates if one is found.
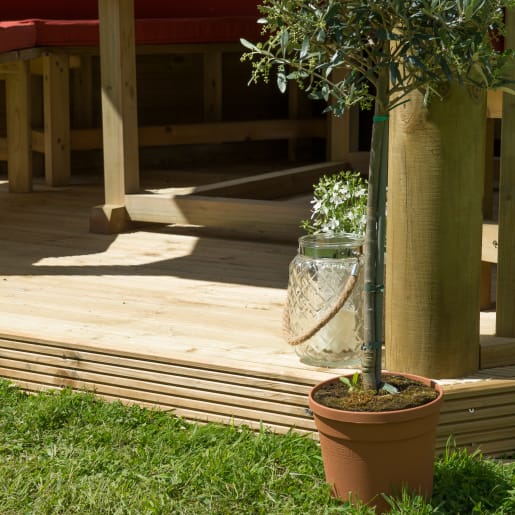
[364,283,384,293]
[373,115,389,122]
[361,341,383,351]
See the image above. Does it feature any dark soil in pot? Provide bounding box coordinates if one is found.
[312,373,439,412]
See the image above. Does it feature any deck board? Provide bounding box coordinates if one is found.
[1,178,514,457]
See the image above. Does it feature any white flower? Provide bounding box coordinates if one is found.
[302,170,368,236]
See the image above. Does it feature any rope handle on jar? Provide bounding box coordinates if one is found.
[283,261,361,346]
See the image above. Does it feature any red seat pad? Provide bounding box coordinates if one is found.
[0,1,98,20]
[33,17,262,47]
[0,21,36,53]
[135,17,262,45]
[134,0,260,18]
[0,0,260,21]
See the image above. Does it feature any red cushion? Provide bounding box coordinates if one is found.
[0,1,97,21]
[33,19,99,46]
[134,0,260,18]
[33,17,261,46]
[0,20,36,53]
[0,0,260,21]
[135,17,261,45]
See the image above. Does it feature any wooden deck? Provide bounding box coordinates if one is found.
[0,176,514,457]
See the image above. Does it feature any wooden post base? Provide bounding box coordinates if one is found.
[89,204,131,234]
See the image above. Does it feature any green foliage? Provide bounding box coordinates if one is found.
[339,371,361,391]
[301,171,368,236]
[432,443,515,514]
[242,0,515,115]
[0,381,514,513]
[242,0,515,392]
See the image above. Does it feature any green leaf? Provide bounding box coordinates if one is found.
[240,38,259,52]
[277,70,287,93]
[381,382,399,394]
[300,37,310,60]
[280,29,289,57]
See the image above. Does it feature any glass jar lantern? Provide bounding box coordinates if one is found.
[285,234,364,368]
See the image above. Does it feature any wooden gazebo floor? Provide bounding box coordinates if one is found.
[0,177,514,457]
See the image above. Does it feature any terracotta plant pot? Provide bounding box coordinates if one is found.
[308,372,444,513]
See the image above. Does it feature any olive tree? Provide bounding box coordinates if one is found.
[242,0,514,391]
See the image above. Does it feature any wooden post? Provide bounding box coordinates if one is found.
[4,61,32,192]
[326,68,355,163]
[480,117,495,310]
[90,0,139,233]
[386,84,485,378]
[496,8,515,336]
[203,50,222,122]
[71,55,94,129]
[43,55,71,186]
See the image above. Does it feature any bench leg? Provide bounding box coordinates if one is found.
[71,55,94,129]
[5,61,32,192]
[203,50,222,122]
[43,55,71,186]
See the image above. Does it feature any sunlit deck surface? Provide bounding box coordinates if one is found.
[1,173,514,457]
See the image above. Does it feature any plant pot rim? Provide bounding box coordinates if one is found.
[308,371,444,424]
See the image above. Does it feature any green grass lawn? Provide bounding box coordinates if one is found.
[0,379,513,514]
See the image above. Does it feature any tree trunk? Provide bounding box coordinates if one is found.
[386,84,485,378]
[361,69,389,392]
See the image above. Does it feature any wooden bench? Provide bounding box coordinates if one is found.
[0,0,337,192]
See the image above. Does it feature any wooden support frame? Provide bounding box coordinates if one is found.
[42,55,71,186]
[496,8,515,336]
[71,55,94,129]
[203,50,222,122]
[4,61,32,192]
[91,0,139,233]
[30,118,326,154]
[125,162,345,242]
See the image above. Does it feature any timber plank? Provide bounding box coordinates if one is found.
[480,337,515,368]
[125,194,309,242]
[0,357,310,419]
[0,347,310,406]
[0,339,313,395]
[8,378,316,436]
[0,367,315,431]
[185,162,345,199]
[438,414,515,436]
[0,333,336,385]
[440,391,515,414]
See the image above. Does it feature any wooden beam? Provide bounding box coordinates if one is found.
[0,137,7,161]
[187,161,346,199]
[480,336,515,369]
[43,55,71,186]
[71,55,94,129]
[125,194,309,243]
[31,130,45,154]
[480,120,495,308]
[91,0,139,233]
[487,89,503,119]
[66,119,327,150]
[98,0,140,203]
[496,8,515,337]
[5,61,32,192]
[482,222,498,264]
[203,50,222,122]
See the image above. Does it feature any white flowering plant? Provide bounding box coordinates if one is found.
[301,171,367,237]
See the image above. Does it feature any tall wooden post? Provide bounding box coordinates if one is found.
[386,84,485,378]
[496,9,515,336]
[90,0,139,233]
